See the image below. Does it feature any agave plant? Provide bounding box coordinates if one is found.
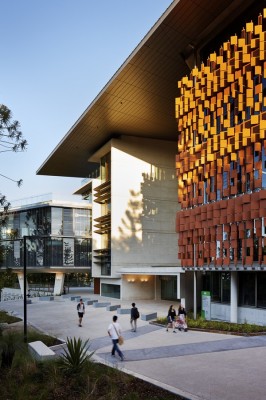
[58,337,94,374]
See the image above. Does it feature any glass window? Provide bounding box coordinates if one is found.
[223,172,228,190]
[74,238,91,266]
[50,237,63,266]
[237,239,242,260]
[74,209,91,237]
[211,272,221,302]
[100,152,111,182]
[217,116,221,134]
[257,272,266,308]
[221,272,230,303]
[52,208,63,235]
[63,209,74,236]
[239,272,255,306]
[246,173,251,192]
[63,238,74,266]
[101,283,120,299]
[203,180,208,204]
[216,240,221,258]
[210,176,215,192]
[262,147,266,189]
[237,164,242,194]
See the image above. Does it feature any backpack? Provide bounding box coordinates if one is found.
[135,308,140,319]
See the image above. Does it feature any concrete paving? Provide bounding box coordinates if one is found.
[1,287,266,400]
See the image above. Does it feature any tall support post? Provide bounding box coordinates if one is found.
[193,271,197,320]
[230,271,238,323]
[23,236,27,343]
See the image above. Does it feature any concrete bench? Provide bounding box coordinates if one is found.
[106,304,121,311]
[141,312,157,321]
[117,308,131,315]
[70,296,81,301]
[76,297,89,302]
[28,341,56,361]
[93,302,111,308]
[26,299,32,304]
[86,299,98,305]
[39,296,54,301]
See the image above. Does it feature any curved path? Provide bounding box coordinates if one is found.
[1,288,266,400]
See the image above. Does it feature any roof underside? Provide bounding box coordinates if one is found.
[37,0,257,178]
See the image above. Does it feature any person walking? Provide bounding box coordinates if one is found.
[177,303,188,332]
[108,315,124,361]
[77,298,85,327]
[166,304,177,333]
[130,302,140,332]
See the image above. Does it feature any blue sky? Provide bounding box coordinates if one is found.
[1,0,173,203]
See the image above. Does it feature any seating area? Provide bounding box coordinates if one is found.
[141,312,157,321]
[93,302,111,308]
[106,304,121,311]
[39,296,54,301]
[86,299,98,305]
[28,341,56,361]
[117,308,131,314]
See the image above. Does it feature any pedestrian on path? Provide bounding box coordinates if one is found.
[176,304,188,332]
[77,298,85,327]
[166,304,177,333]
[108,315,124,361]
[130,302,140,332]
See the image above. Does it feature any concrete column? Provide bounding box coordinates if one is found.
[193,271,197,320]
[230,271,238,323]
[54,272,65,295]
[17,272,29,297]
[177,274,180,299]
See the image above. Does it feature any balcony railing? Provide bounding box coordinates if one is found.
[0,236,92,269]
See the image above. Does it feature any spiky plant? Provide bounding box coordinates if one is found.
[57,337,94,374]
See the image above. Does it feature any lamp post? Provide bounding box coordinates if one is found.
[23,235,27,343]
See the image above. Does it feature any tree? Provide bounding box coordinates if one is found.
[0,104,27,226]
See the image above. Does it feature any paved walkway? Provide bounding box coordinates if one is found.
[1,288,266,400]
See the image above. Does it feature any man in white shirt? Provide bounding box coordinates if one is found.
[108,315,124,361]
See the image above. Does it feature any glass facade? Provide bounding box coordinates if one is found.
[0,205,92,269]
[101,283,120,299]
[203,271,266,308]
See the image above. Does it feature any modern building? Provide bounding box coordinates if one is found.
[38,0,266,323]
[0,194,92,295]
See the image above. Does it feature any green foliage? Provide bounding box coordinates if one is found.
[0,310,21,324]
[156,315,266,334]
[0,104,27,228]
[0,268,18,289]
[0,331,23,368]
[57,336,94,374]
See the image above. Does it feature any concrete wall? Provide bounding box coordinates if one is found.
[210,303,266,326]
[121,275,156,301]
[110,136,179,273]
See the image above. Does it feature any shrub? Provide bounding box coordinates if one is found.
[57,337,94,374]
[0,331,23,368]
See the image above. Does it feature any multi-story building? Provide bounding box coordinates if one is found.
[0,194,92,294]
[73,137,184,301]
[38,0,266,323]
